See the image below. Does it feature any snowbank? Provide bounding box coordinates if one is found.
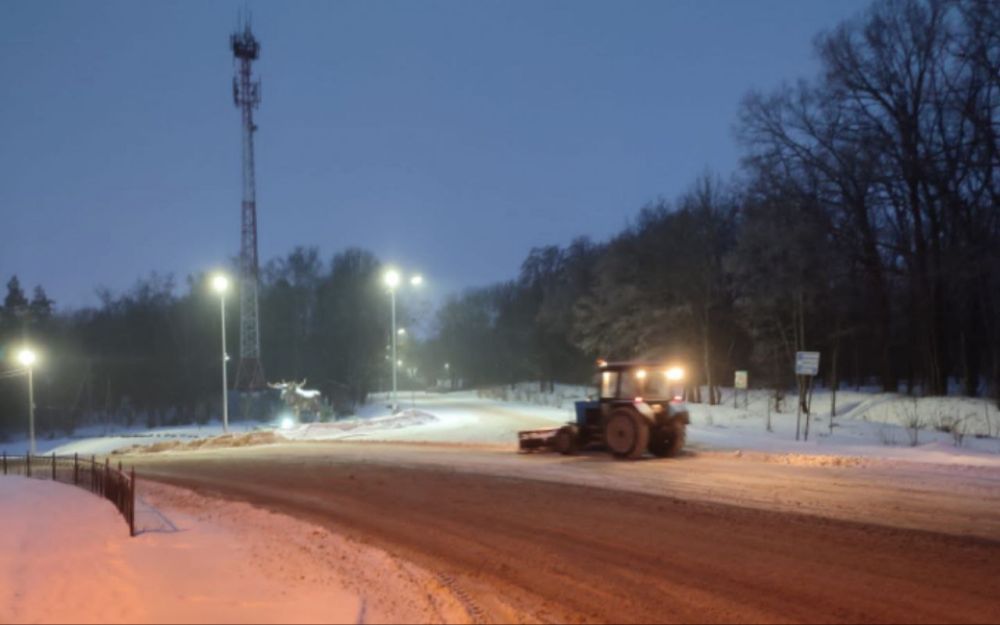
[0,420,268,457]
[278,392,569,446]
[277,409,438,441]
[0,476,465,624]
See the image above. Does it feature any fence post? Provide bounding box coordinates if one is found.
[2,451,5,475]
[51,453,56,481]
[104,457,110,498]
[26,452,31,478]
[74,453,79,485]
[91,455,96,492]
[129,466,136,537]
[117,461,124,518]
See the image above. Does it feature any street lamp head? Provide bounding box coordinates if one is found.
[384,269,401,289]
[17,348,37,368]
[397,327,406,336]
[211,274,230,294]
[410,274,424,287]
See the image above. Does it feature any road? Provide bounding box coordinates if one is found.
[131,441,1000,624]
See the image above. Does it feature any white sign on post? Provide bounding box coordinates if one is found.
[795,351,821,376]
[734,370,748,390]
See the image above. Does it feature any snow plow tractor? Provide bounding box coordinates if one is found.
[518,361,690,459]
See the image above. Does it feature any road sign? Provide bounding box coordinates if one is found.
[795,351,820,376]
[734,370,748,390]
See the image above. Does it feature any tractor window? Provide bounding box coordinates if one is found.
[619,371,642,398]
[642,375,672,399]
[600,371,619,398]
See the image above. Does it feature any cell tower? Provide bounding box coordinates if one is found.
[230,17,267,390]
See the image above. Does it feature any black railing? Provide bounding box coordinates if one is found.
[1,452,136,536]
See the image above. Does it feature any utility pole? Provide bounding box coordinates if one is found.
[390,288,398,411]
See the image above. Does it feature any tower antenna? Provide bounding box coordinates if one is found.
[230,16,267,390]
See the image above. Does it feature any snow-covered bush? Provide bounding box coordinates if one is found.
[893,398,923,447]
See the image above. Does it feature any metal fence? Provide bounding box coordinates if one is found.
[1,452,136,536]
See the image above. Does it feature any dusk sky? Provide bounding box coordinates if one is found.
[1,0,869,310]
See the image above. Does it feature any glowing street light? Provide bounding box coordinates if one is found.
[211,274,229,294]
[17,348,36,368]
[210,272,231,433]
[383,269,401,289]
[383,267,423,411]
[16,347,38,455]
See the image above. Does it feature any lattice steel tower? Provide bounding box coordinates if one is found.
[230,18,267,390]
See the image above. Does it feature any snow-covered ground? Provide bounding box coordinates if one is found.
[0,475,469,624]
[684,390,1000,466]
[5,385,999,467]
[284,387,1000,467]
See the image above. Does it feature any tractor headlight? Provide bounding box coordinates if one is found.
[665,366,685,381]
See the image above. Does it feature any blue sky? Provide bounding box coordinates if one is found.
[0,0,869,308]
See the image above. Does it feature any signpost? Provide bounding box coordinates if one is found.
[795,352,820,376]
[795,352,820,441]
[734,370,748,409]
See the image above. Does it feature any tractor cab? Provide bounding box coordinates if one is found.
[594,360,687,417]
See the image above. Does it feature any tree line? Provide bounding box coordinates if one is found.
[422,0,1000,406]
[0,247,414,438]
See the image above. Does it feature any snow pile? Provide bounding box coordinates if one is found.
[114,431,281,455]
[277,409,438,441]
[0,475,468,624]
[283,392,569,446]
[0,421,267,457]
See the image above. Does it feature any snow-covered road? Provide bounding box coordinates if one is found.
[131,442,1000,623]
[120,391,1000,621]
[8,389,1000,623]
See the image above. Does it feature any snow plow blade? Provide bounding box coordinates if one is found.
[517,427,560,452]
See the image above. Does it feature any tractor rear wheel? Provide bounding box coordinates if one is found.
[553,425,579,455]
[604,409,649,459]
[649,423,686,457]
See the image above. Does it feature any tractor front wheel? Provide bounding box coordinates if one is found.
[604,409,649,459]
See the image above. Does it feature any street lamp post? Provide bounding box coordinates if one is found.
[16,348,37,455]
[383,269,423,412]
[211,274,230,433]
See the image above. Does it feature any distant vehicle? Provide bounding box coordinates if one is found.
[518,361,689,459]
